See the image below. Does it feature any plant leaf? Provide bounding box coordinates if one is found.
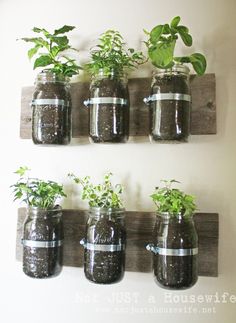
[33,55,53,69]
[174,56,191,63]
[21,37,49,49]
[150,25,164,44]
[14,166,30,176]
[21,37,40,43]
[28,45,40,59]
[178,29,192,46]
[148,40,176,68]
[177,25,189,34]
[163,24,171,34]
[32,27,42,33]
[54,25,75,35]
[189,53,207,75]
[50,36,69,47]
[171,16,181,28]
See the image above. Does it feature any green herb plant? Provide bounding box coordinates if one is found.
[85,29,146,76]
[21,25,81,77]
[11,166,67,209]
[144,16,207,75]
[69,172,123,209]
[150,180,197,217]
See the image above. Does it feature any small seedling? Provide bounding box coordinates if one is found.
[85,29,146,76]
[150,179,197,217]
[21,25,81,76]
[11,166,67,209]
[144,16,207,75]
[69,172,123,208]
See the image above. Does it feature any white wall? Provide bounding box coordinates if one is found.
[0,0,236,322]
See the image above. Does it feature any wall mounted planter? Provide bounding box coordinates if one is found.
[147,212,198,289]
[31,71,71,145]
[144,65,191,142]
[22,206,63,278]
[16,208,219,277]
[81,207,126,284]
[20,74,216,140]
[84,70,130,143]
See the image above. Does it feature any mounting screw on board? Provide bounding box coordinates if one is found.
[143,96,151,105]
[146,243,159,254]
[80,238,86,247]
[83,99,90,107]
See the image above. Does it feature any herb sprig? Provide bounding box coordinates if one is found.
[69,172,123,209]
[150,179,197,217]
[144,16,207,75]
[21,25,81,77]
[11,166,67,209]
[85,29,146,76]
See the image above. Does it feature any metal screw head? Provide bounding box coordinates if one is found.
[80,238,85,246]
[146,243,153,251]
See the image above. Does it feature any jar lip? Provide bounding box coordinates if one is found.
[89,206,125,213]
[153,64,190,75]
[157,212,193,219]
[36,70,69,83]
[92,68,127,78]
[27,205,62,213]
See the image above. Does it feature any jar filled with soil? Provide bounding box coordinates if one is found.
[144,64,191,142]
[84,69,129,143]
[81,207,126,284]
[22,206,64,278]
[148,213,198,289]
[31,70,71,145]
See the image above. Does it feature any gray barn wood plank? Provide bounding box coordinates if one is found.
[16,209,219,277]
[20,74,216,139]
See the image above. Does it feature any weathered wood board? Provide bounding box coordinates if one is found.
[20,74,216,139]
[16,209,219,277]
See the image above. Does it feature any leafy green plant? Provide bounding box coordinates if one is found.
[11,166,67,209]
[85,29,146,76]
[150,180,197,217]
[68,172,123,208]
[144,16,207,75]
[21,25,81,77]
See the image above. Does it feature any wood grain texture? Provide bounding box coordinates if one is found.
[16,208,219,277]
[20,74,216,139]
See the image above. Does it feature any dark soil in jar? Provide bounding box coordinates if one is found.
[149,73,190,142]
[84,216,126,284]
[89,77,129,143]
[153,217,198,289]
[32,82,71,145]
[23,210,63,278]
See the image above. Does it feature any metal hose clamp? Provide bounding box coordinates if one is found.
[143,93,191,105]
[31,99,69,107]
[83,97,128,107]
[80,238,124,252]
[146,243,198,256]
[21,238,63,248]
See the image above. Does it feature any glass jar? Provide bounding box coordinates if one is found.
[147,212,198,289]
[84,69,130,143]
[22,206,64,278]
[81,207,126,284]
[31,70,71,145]
[144,64,191,142]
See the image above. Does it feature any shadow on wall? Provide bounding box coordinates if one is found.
[122,174,153,211]
[201,25,230,138]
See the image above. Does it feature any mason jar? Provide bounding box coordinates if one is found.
[84,69,130,143]
[31,70,71,145]
[80,207,126,284]
[22,206,64,278]
[147,212,198,289]
[144,64,191,142]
